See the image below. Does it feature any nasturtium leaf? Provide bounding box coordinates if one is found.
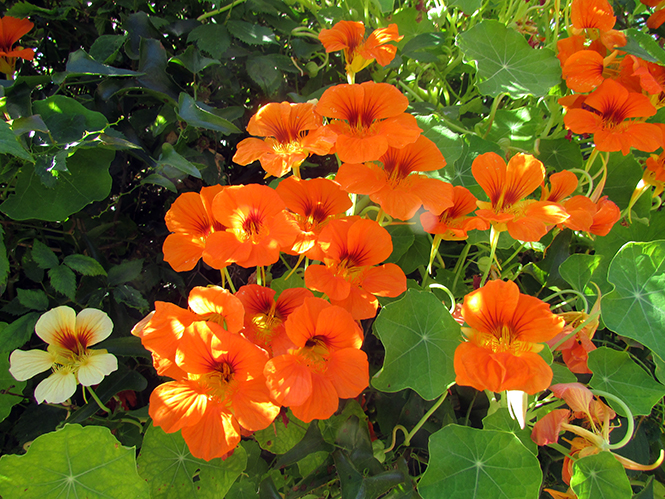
[90,34,127,64]
[445,133,501,197]
[0,148,114,222]
[31,239,59,269]
[551,362,578,385]
[394,233,430,274]
[48,264,77,300]
[372,289,460,400]
[588,347,665,417]
[170,45,220,74]
[178,93,241,135]
[0,119,32,161]
[157,143,202,179]
[65,49,141,77]
[138,38,180,101]
[447,0,482,15]
[227,20,277,45]
[107,259,143,286]
[559,254,604,296]
[604,153,644,212]
[0,352,25,423]
[0,424,149,499]
[64,254,107,276]
[537,138,584,172]
[418,425,542,499]
[570,452,632,499]
[254,409,308,454]
[17,288,48,311]
[458,20,561,98]
[137,423,247,499]
[623,28,665,65]
[482,408,538,455]
[33,95,107,145]
[603,241,665,360]
[484,107,540,151]
[385,224,416,264]
[246,55,283,95]
[416,114,464,165]
[0,312,39,353]
[188,23,231,59]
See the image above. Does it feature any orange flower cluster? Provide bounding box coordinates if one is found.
[133,285,369,460]
[0,16,35,76]
[558,0,665,155]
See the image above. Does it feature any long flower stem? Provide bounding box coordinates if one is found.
[87,386,112,414]
[480,226,500,286]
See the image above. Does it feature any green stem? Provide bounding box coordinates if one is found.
[542,289,590,314]
[87,386,112,414]
[197,0,248,21]
[483,93,507,139]
[452,243,471,293]
[591,390,634,450]
[549,309,600,351]
[480,226,500,287]
[402,389,450,447]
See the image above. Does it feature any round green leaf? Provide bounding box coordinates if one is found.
[458,20,561,98]
[603,241,665,359]
[589,347,665,417]
[0,148,114,222]
[137,423,247,499]
[254,410,307,454]
[0,424,149,499]
[570,452,632,499]
[418,425,542,499]
[372,289,460,400]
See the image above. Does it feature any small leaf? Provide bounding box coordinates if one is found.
[141,173,177,193]
[17,289,49,311]
[227,20,276,45]
[603,241,665,360]
[589,347,665,417]
[418,425,542,499]
[254,410,308,454]
[31,239,59,270]
[170,45,220,74]
[107,259,143,286]
[623,28,665,65]
[187,23,231,59]
[177,93,241,135]
[482,408,538,455]
[33,95,108,145]
[246,55,283,94]
[372,289,460,400]
[0,424,150,499]
[0,352,26,424]
[138,38,180,101]
[157,143,202,179]
[138,423,247,499]
[537,138,584,172]
[113,285,149,312]
[0,119,33,161]
[64,254,107,276]
[570,452,632,499]
[458,20,561,98]
[65,49,141,77]
[90,34,127,64]
[416,114,464,165]
[11,115,49,136]
[0,313,40,353]
[48,265,77,300]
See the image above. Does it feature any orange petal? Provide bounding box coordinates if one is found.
[290,372,339,423]
[326,348,369,398]
[181,404,241,461]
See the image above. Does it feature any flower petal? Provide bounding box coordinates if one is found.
[34,370,77,404]
[9,349,55,381]
[35,306,77,346]
[77,352,118,386]
[76,308,114,346]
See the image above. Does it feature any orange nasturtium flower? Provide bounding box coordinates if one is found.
[305,217,407,320]
[335,135,454,221]
[275,176,352,259]
[563,79,662,155]
[454,280,565,394]
[421,185,489,240]
[315,81,421,164]
[0,16,35,76]
[203,184,300,269]
[561,195,621,236]
[472,152,569,242]
[150,321,280,461]
[235,284,314,356]
[233,102,336,178]
[163,185,225,272]
[9,306,117,404]
[570,0,626,49]
[264,298,369,423]
[318,21,402,80]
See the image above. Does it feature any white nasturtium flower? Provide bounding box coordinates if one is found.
[9,306,118,404]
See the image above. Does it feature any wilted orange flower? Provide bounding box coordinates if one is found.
[163,185,225,272]
[563,79,662,155]
[421,185,489,240]
[0,16,35,76]
[336,135,454,221]
[263,298,369,422]
[561,195,621,235]
[472,152,569,242]
[315,82,421,163]
[275,176,352,259]
[454,280,565,394]
[204,184,299,268]
[235,284,313,356]
[305,217,406,320]
[233,102,336,178]
[541,170,579,202]
[150,321,280,461]
[318,21,402,81]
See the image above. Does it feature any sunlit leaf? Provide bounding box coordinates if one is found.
[227,20,276,45]
[418,425,542,499]
[570,452,632,499]
[458,20,561,98]
[178,93,241,135]
[0,119,32,161]
[482,408,537,455]
[373,289,460,400]
[137,424,247,499]
[589,347,665,417]
[537,138,584,172]
[0,424,149,498]
[484,107,540,151]
[603,241,665,359]
[254,410,308,454]
[623,28,665,65]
